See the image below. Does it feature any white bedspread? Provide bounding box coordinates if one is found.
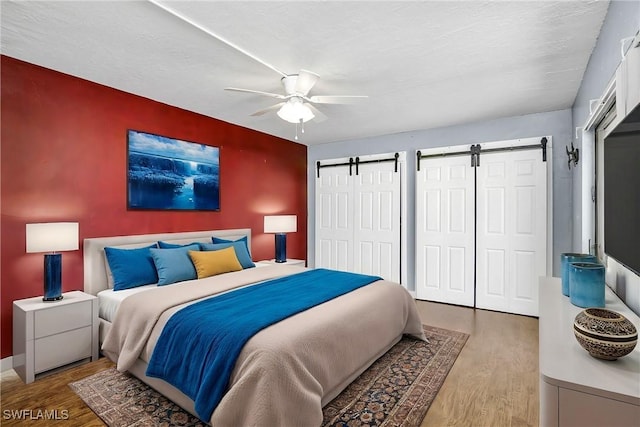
[102,265,425,426]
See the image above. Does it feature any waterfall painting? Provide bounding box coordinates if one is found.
[127,130,220,211]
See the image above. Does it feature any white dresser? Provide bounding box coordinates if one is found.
[539,277,640,427]
[13,291,99,383]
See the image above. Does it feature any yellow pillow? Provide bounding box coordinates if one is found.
[188,247,243,279]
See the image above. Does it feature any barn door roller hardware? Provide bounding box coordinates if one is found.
[471,144,481,167]
[317,153,399,177]
[417,137,548,171]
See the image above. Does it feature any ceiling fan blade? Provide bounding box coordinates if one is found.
[308,95,368,104]
[225,87,285,99]
[307,104,327,123]
[251,102,285,116]
[295,69,320,96]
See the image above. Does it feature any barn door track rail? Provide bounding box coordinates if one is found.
[317,152,400,177]
[416,137,548,171]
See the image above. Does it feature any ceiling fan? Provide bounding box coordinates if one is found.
[148,0,367,140]
[225,70,367,128]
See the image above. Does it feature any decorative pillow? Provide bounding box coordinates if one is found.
[200,241,255,269]
[157,241,202,249]
[212,236,250,254]
[150,244,200,286]
[188,246,243,279]
[104,244,158,291]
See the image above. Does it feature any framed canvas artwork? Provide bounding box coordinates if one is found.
[127,130,220,211]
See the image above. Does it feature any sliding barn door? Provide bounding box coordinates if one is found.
[475,150,547,316]
[316,165,354,272]
[415,137,549,316]
[353,161,401,282]
[415,155,475,305]
[315,153,404,284]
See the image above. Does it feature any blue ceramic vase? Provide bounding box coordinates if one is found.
[569,262,605,308]
[560,253,597,296]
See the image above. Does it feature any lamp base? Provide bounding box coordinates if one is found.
[43,253,63,302]
[274,233,287,263]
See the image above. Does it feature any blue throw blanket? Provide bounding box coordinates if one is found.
[145,268,381,420]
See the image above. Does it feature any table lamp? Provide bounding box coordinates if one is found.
[26,222,79,301]
[264,215,297,263]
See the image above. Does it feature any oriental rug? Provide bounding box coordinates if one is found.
[70,325,468,427]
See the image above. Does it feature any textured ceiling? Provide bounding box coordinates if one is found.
[1,1,609,145]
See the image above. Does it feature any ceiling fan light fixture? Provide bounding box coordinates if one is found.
[277,98,315,124]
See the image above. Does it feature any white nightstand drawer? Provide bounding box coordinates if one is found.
[34,300,92,338]
[34,326,92,373]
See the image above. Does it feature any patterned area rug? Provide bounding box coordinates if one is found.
[70,325,468,427]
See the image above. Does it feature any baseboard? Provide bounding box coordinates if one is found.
[408,290,417,299]
[1,356,13,372]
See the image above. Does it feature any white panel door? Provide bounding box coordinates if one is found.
[315,165,353,272]
[415,155,475,306]
[353,161,401,282]
[476,150,547,316]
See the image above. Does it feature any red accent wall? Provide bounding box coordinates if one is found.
[0,56,307,359]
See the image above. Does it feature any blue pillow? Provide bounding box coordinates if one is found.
[201,241,255,269]
[105,244,158,291]
[212,236,250,254]
[158,241,202,249]
[150,244,200,285]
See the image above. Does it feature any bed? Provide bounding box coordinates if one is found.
[84,228,425,426]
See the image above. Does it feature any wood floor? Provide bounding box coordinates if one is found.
[416,301,539,427]
[1,300,539,426]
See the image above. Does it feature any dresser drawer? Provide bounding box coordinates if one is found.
[34,301,92,338]
[34,326,92,374]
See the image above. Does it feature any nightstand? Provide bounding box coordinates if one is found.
[13,290,99,383]
[257,259,306,267]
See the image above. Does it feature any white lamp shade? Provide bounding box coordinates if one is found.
[264,215,297,233]
[26,222,79,253]
[277,99,315,124]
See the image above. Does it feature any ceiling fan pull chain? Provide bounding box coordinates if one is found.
[300,118,305,134]
[295,121,299,141]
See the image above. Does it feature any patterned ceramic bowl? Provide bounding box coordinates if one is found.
[574,308,638,360]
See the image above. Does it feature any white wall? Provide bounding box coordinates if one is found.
[571,0,640,315]
[308,109,573,292]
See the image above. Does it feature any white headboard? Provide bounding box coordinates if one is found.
[83,228,252,295]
